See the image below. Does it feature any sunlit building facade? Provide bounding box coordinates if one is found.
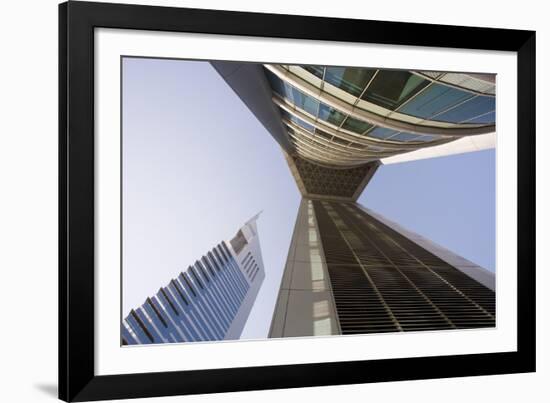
[122,215,265,344]
[213,62,496,337]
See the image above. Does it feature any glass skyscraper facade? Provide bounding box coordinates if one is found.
[122,216,265,345]
[212,62,496,338]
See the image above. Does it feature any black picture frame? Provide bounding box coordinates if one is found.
[59,1,536,401]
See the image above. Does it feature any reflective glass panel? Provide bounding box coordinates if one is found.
[367,127,398,140]
[362,70,429,109]
[331,135,348,145]
[266,70,286,97]
[314,129,332,141]
[293,116,315,132]
[279,108,315,132]
[318,103,346,126]
[324,67,376,96]
[348,142,367,150]
[301,65,324,79]
[341,116,373,134]
[266,69,319,115]
[290,87,320,116]
[399,83,473,119]
[466,111,496,124]
[434,95,495,123]
[414,135,439,142]
[388,132,421,142]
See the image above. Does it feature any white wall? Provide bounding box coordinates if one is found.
[0,1,547,402]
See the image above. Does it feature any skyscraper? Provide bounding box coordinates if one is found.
[212,62,496,337]
[122,215,265,344]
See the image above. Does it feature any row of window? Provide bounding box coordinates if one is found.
[241,251,261,283]
[266,67,495,136]
[287,128,373,166]
[250,266,260,282]
[121,242,251,345]
[297,65,495,122]
[280,106,438,147]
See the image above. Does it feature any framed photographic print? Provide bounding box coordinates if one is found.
[59,1,536,401]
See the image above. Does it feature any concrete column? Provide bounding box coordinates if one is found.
[269,198,340,338]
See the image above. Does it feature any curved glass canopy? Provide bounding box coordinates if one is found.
[264,64,495,168]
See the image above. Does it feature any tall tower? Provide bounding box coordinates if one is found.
[212,62,496,337]
[122,215,265,344]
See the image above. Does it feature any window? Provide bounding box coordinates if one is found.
[466,111,496,124]
[290,87,320,116]
[348,142,366,150]
[388,132,421,142]
[331,136,349,146]
[324,67,376,96]
[415,134,439,142]
[265,69,286,97]
[318,103,346,126]
[280,108,315,132]
[434,95,495,123]
[367,127,398,140]
[398,83,473,119]
[341,116,372,134]
[301,65,324,79]
[314,129,332,141]
[362,70,429,110]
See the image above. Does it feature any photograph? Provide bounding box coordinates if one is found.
[120,59,497,345]
[0,0,541,401]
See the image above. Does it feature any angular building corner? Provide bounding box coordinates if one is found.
[212,61,496,338]
[121,215,265,345]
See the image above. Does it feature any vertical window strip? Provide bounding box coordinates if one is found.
[203,256,240,317]
[152,295,192,342]
[122,320,140,344]
[217,253,246,304]
[226,255,249,298]
[218,243,231,263]
[189,266,204,289]
[202,257,234,315]
[169,283,209,342]
[250,267,260,282]
[146,297,167,328]
[180,272,197,297]
[214,255,245,305]
[241,252,252,266]
[129,309,154,343]
[246,262,255,276]
[141,302,171,341]
[181,272,225,339]
[164,289,215,341]
[196,261,211,283]
[194,286,226,337]
[135,307,167,343]
[193,262,231,330]
[173,276,208,340]
[202,257,217,277]
[212,248,247,299]
[170,279,188,305]
[160,287,179,316]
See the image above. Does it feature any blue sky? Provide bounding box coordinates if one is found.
[122,57,495,340]
[360,150,495,272]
